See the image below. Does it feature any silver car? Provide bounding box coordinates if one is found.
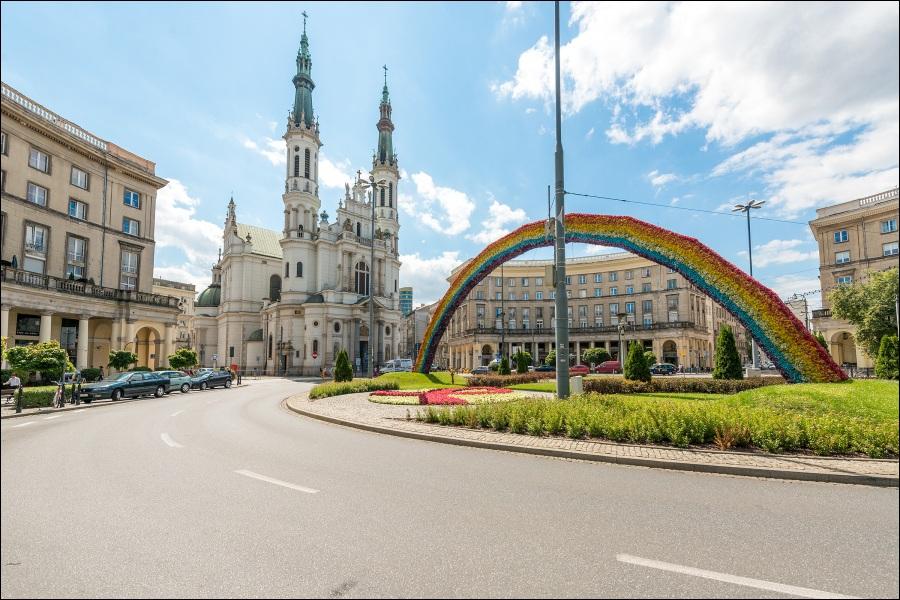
[154,370,193,393]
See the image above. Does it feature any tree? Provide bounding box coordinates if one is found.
[545,349,556,366]
[875,335,899,380]
[6,340,70,381]
[713,324,744,380]
[167,348,199,371]
[108,350,138,372]
[498,356,511,375]
[582,347,610,368]
[624,341,652,382]
[814,331,828,349]
[333,349,353,382]
[513,351,531,374]
[830,267,899,358]
[643,350,657,365]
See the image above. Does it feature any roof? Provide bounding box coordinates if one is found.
[236,223,282,259]
[196,283,221,307]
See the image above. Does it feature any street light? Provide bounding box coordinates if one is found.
[359,174,387,377]
[499,263,506,367]
[733,199,765,370]
[617,312,628,370]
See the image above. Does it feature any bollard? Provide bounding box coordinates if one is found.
[571,375,583,396]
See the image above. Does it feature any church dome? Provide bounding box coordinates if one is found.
[196,283,221,307]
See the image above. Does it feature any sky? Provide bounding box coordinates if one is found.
[2,1,898,309]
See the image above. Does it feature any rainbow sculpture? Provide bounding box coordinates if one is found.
[414,214,846,383]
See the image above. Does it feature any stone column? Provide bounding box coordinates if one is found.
[1,305,9,369]
[164,323,175,368]
[126,320,137,349]
[575,341,581,365]
[77,316,90,369]
[39,311,53,342]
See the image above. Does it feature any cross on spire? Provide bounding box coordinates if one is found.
[383,64,388,86]
[302,10,308,33]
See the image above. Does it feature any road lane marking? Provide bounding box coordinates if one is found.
[616,554,858,599]
[170,410,184,417]
[11,421,35,428]
[160,433,183,448]
[234,469,319,494]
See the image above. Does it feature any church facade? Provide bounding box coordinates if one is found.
[193,22,402,375]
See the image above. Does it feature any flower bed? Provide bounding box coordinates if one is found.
[369,386,527,405]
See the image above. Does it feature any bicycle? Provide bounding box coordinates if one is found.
[53,383,65,409]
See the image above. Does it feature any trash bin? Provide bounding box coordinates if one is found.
[571,375,583,395]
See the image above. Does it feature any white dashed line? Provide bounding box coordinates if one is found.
[234,469,319,494]
[170,410,184,417]
[11,421,35,428]
[160,433,183,448]
[616,554,858,599]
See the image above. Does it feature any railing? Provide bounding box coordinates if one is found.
[447,321,700,338]
[2,82,108,151]
[812,308,832,319]
[858,187,898,207]
[1,266,180,308]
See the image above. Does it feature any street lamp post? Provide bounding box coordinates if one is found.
[552,0,569,398]
[617,312,628,371]
[499,263,506,366]
[733,199,765,370]
[360,175,386,377]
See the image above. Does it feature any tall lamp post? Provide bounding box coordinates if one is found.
[499,263,506,366]
[617,312,628,371]
[732,199,765,370]
[361,175,387,377]
[552,0,569,398]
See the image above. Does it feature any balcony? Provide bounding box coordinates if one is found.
[1,266,180,309]
[812,308,832,320]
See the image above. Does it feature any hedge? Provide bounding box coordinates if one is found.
[309,378,399,399]
[582,376,785,395]
[8,385,72,409]
[467,373,552,387]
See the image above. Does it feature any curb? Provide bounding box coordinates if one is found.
[284,399,899,488]
[1,397,143,420]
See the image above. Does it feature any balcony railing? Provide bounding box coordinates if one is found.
[1,266,180,308]
[446,321,700,338]
[812,308,832,319]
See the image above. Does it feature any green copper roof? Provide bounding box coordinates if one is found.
[376,66,395,165]
[292,15,315,127]
[236,223,282,259]
[196,283,221,307]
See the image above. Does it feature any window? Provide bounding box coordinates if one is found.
[642,283,651,293]
[521,278,529,287]
[269,275,282,301]
[609,272,618,282]
[836,275,853,285]
[24,223,47,274]
[643,300,653,313]
[304,148,311,178]
[294,154,300,177]
[285,262,290,277]
[643,315,653,326]
[0,131,6,155]
[594,304,603,316]
[522,292,529,301]
[380,188,385,206]
[15,314,40,337]
[667,278,677,289]
[70,166,89,190]
[66,236,87,279]
[625,302,635,314]
[495,277,503,287]
[884,242,899,256]
[550,291,556,299]
[641,268,651,278]
[122,217,140,236]
[610,287,618,296]
[594,288,602,297]
[120,250,138,290]
[578,305,588,317]
[626,286,634,295]
[495,292,502,300]
[594,273,602,283]
[356,222,361,237]
[296,261,303,277]
[578,274,587,284]
[625,270,633,280]
[29,148,50,173]
[579,289,587,298]
[535,291,543,300]
[354,261,370,295]
[535,277,543,286]
[882,219,898,234]
[566,289,572,298]
[565,275,571,285]
[835,251,850,264]
[833,230,848,243]
[26,182,48,206]
[474,290,484,300]
[68,199,87,220]
[507,278,515,287]
[388,182,393,208]
[508,292,516,301]
[123,188,140,208]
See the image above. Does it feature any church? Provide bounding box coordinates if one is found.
[193,20,403,375]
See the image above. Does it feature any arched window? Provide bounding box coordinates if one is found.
[296,261,303,277]
[268,334,273,358]
[380,188,385,207]
[388,182,393,208]
[354,261,370,296]
[356,222,361,237]
[285,262,290,277]
[293,154,300,178]
[312,339,318,354]
[304,148,311,178]
[269,274,282,301]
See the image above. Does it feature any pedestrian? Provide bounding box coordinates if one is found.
[98,366,105,380]
[54,382,65,409]
[3,372,21,390]
[236,370,242,386]
[74,380,82,405]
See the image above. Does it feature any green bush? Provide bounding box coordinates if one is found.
[582,347,610,368]
[713,324,744,380]
[129,366,152,372]
[80,368,101,382]
[514,351,530,374]
[544,350,556,366]
[467,372,550,387]
[168,348,199,371]
[14,385,71,409]
[108,350,138,371]
[309,378,398,399]
[498,357,511,376]
[333,349,353,382]
[489,362,500,372]
[624,341,652,382]
[875,335,898,380]
[1,369,11,384]
[582,376,782,395]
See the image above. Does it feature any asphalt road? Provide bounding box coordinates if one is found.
[2,379,897,598]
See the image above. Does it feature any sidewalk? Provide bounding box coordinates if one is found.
[285,392,899,487]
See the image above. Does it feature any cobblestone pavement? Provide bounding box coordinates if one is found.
[286,392,899,484]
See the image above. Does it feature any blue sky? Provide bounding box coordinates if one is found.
[2,2,897,307]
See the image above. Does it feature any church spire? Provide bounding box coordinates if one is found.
[292,11,315,128]
[375,65,395,166]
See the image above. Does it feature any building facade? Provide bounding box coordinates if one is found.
[192,24,403,376]
[1,82,180,371]
[809,187,899,369]
[398,301,436,361]
[152,278,196,351]
[399,287,413,316]
[442,253,750,371]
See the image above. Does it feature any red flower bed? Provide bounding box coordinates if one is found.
[421,387,514,405]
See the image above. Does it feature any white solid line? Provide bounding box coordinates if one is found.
[234,469,319,494]
[616,554,858,599]
[160,433,183,448]
[170,410,184,417]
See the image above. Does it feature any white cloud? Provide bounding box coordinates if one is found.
[466,199,528,244]
[585,127,595,140]
[318,153,352,189]
[506,1,523,10]
[242,136,284,166]
[525,107,537,115]
[737,239,818,268]
[405,172,476,236]
[647,169,678,188]
[399,251,463,305]
[153,180,222,290]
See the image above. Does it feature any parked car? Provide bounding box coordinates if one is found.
[593,360,621,374]
[80,372,170,403]
[569,364,590,376]
[650,363,677,376]
[534,364,556,373]
[154,370,193,393]
[190,370,233,390]
[471,366,490,375]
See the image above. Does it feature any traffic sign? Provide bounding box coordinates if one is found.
[312,351,318,359]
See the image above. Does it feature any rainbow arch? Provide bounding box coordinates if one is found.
[414,214,845,383]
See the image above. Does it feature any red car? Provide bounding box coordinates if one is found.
[593,360,621,374]
[569,364,590,376]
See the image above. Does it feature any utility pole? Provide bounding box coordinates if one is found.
[553,0,570,398]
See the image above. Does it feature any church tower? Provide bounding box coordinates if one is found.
[281,12,320,298]
[372,66,400,253]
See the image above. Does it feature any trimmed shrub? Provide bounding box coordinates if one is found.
[624,341,652,383]
[129,366,152,372]
[713,324,744,380]
[582,347,610,369]
[309,378,398,399]
[514,351,530,374]
[498,357,511,375]
[80,368,101,382]
[333,349,353,382]
[15,385,71,409]
[875,335,898,380]
[544,350,556,366]
[814,331,828,349]
[467,372,549,387]
[582,376,783,395]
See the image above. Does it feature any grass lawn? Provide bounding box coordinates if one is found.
[374,371,464,390]
[726,380,898,421]
[510,381,557,393]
